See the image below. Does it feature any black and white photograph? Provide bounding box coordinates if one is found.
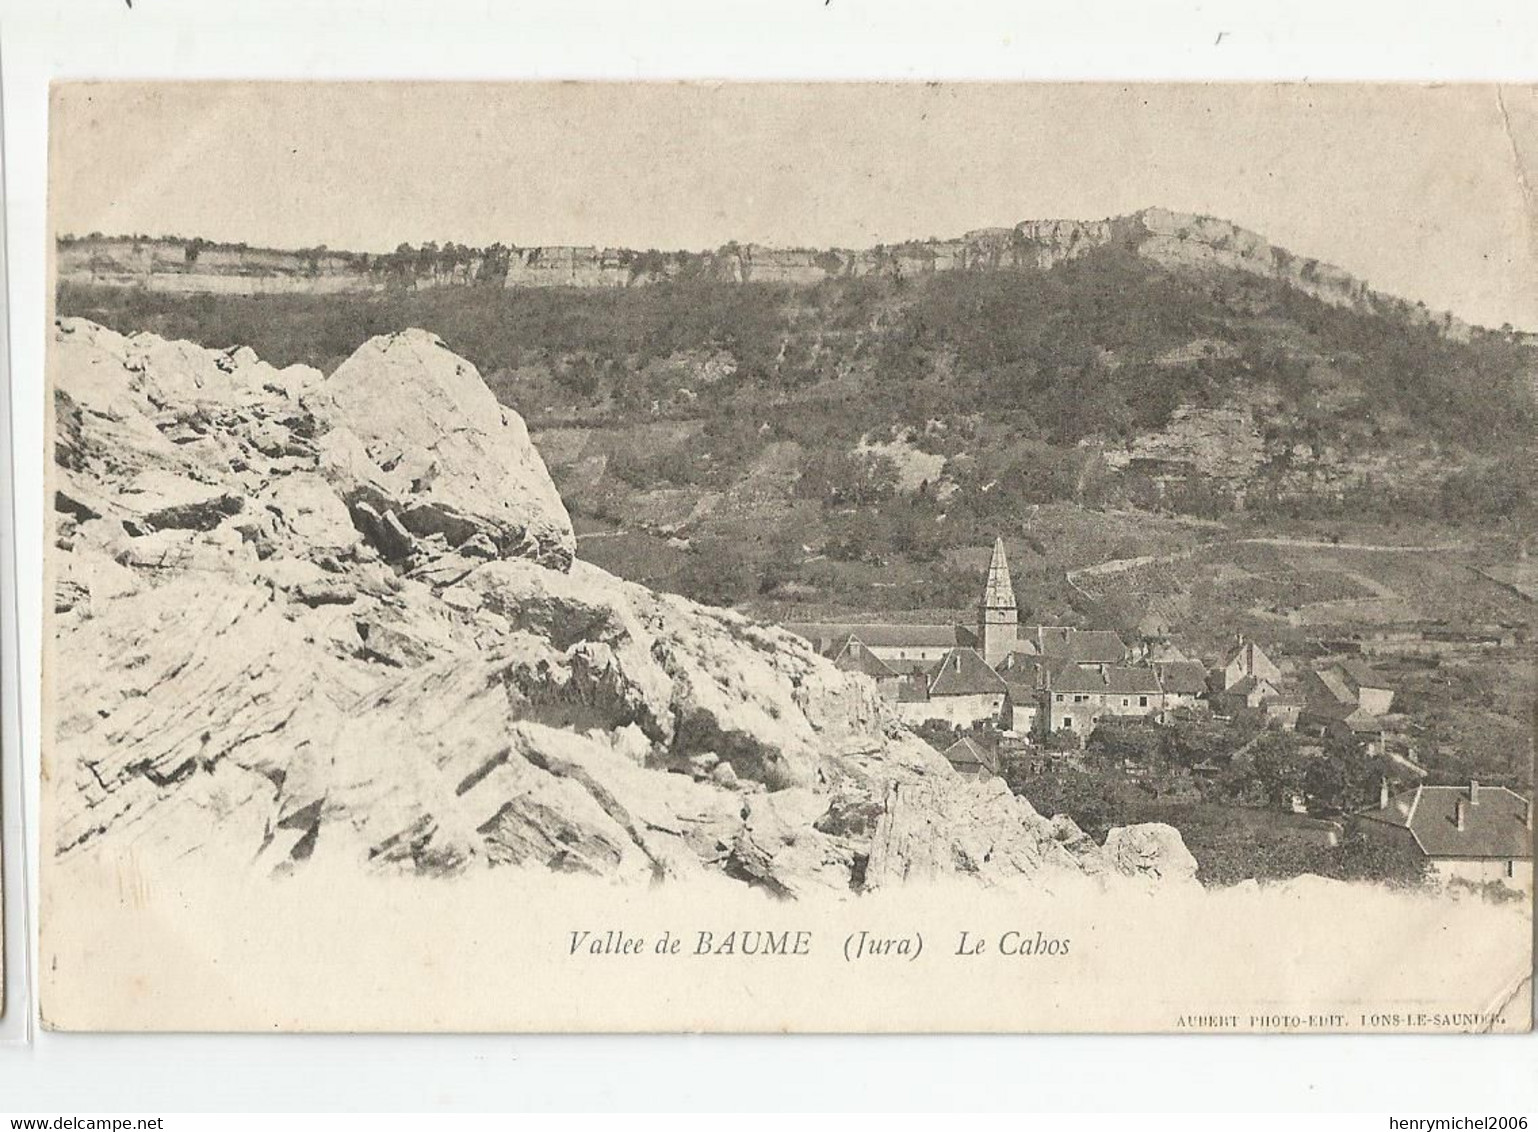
[36,82,1534,1034]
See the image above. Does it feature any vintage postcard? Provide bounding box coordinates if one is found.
[39,83,1534,1032]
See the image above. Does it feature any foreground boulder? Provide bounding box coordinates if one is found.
[309,329,576,571]
[50,318,1196,895]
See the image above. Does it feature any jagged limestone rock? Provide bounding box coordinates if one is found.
[308,329,576,571]
[50,317,1200,896]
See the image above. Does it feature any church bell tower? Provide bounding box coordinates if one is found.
[978,536,1018,669]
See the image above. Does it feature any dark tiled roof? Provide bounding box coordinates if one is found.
[1105,667,1163,695]
[1300,698,1371,724]
[1360,785,1533,860]
[1265,692,1308,708]
[998,654,1072,688]
[783,622,963,651]
[1156,661,1208,695]
[1308,667,1356,706]
[1019,626,1127,665]
[830,637,898,679]
[943,736,992,769]
[1046,667,1111,695]
[1047,665,1161,696]
[1074,631,1130,664]
[883,656,939,677]
[1222,675,1277,698]
[928,647,1008,697]
[1341,715,1384,734]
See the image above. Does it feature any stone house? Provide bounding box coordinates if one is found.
[897,646,1011,728]
[1017,625,1129,670]
[784,620,964,666]
[790,536,1169,741]
[1356,782,1533,892]
[1043,665,1164,735]
[1154,660,1208,714]
[1303,659,1394,717]
[1222,638,1282,691]
[1300,659,1397,741]
[828,635,904,702]
[1212,674,1281,714]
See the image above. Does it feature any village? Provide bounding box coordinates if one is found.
[786,538,1535,893]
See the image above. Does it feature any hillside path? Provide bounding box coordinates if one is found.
[1235,537,1469,552]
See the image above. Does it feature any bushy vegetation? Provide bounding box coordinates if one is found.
[1005,714,1431,887]
[57,243,1536,611]
[59,243,1536,462]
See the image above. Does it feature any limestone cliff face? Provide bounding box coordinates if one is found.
[49,319,1198,894]
[54,208,1482,336]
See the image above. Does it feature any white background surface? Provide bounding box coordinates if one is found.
[1,0,1535,1111]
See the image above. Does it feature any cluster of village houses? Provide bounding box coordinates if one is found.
[787,539,1407,749]
[786,537,1533,891]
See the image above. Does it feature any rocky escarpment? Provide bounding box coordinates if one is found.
[55,207,1489,337]
[50,319,1197,894]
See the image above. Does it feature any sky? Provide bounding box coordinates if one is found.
[50,82,1538,330]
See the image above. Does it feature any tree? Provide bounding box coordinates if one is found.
[416,241,440,278]
[1332,829,1430,888]
[1085,716,1166,770]
[1005,769,1121,839]
[1041,728,1083,753]
[671,539,755,607]
[1244,732,1309,808]
[757,537,805,596]
[477,243,512,286]
[912,718,966,753]
[1302,755,1348,814]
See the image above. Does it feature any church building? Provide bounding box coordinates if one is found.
[786,535,1186,738]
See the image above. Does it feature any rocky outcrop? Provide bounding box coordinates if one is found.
[1102,404,1268,483]
[56,210,1497,338]
[308,329,575,570]
[50,318,1196,895]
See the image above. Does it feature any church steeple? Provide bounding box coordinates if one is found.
[978,537,1018,668]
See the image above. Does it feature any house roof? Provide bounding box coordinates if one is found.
[1045,667,1109,694]
[830,636,898,679]
[1020,626,1126,664]
[943,736,992,769]
[1359,785,1533,860]
[980,537,1016,611]
[895,679,930,703]
[783,622,962,651]
[1047,665,1162,696]
[1156,661,1208,695]
[1222,675,1277,699]
[1224,640,1270,668]
[1265,692,1308,709]
[1309,667,1356,706]
[883,656,940,677]
[928,647,1009,697]
[1301,698,1372,724]
[1106,667,1164,695]
[1340,715,1384,734]
[997,654,1072,688]
[1073,630,1130,664]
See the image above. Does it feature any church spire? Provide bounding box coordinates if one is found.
[978,537,1018,668]
[981,537,1016,612]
